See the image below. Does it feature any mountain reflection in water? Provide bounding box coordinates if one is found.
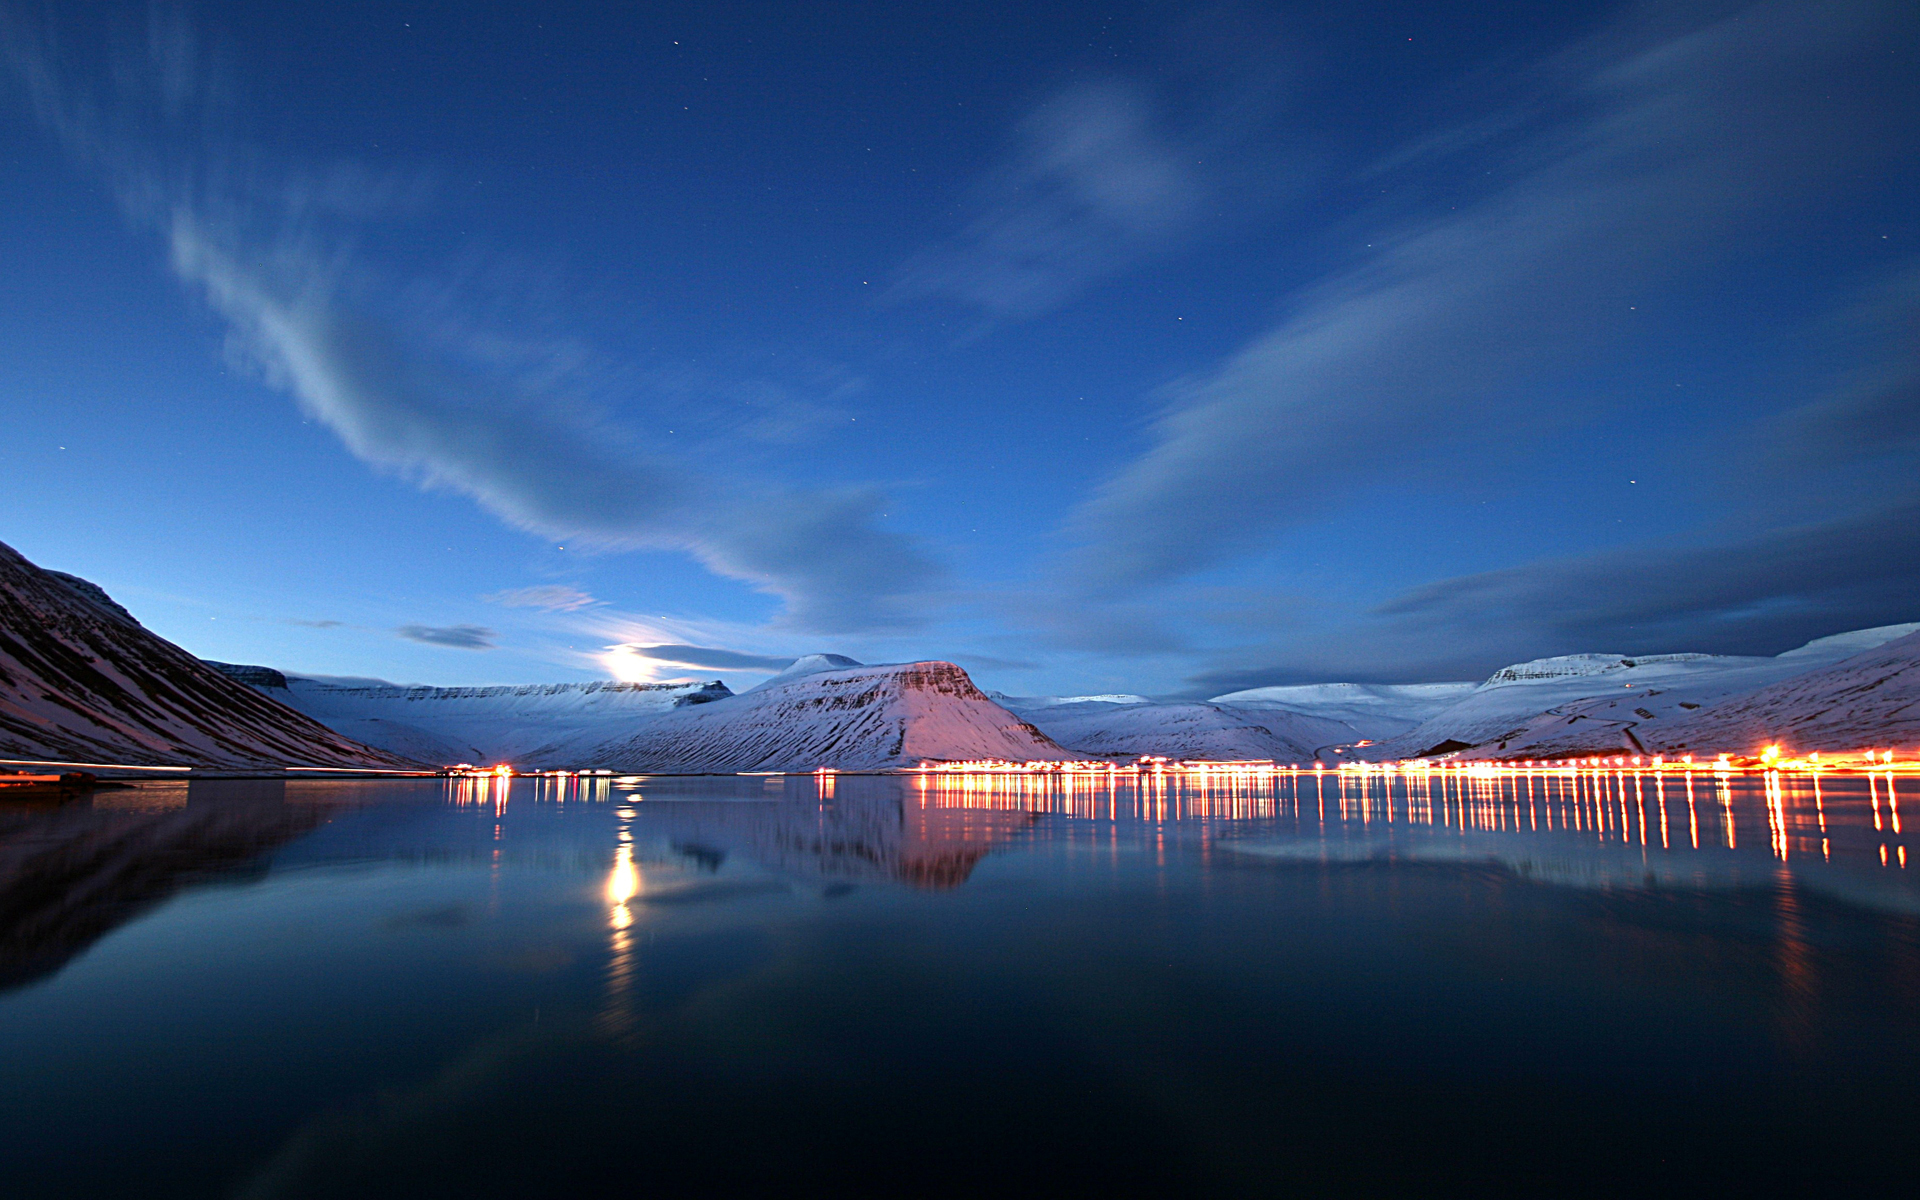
[0,769,1914,1199]
[0,780,327,992]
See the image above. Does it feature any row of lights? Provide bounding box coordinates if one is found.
[450,746,1912,781]
[920,749,1914,776]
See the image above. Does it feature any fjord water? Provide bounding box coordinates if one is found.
[1,770,1916,1197]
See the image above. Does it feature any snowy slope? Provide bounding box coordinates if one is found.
[538,661,1070,771]
[1651,630,1920,753]
[749,653,862,688]
[1374,623,1920,760]
[215,668,731,766]
[1208,682,1479,741]
[0,541,413,769]
[1002,698,1350,761]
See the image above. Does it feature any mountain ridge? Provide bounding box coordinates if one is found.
[0,541,414,770]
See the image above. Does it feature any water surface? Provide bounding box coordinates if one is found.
[1,768,1915,1197]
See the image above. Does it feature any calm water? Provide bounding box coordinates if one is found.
[1,769,1916,1197]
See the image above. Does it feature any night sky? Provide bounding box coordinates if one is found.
[2,1,1915,696]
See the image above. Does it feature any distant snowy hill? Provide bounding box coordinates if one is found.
[0,540,412,770]
[1371,623,1920,760]
[990,692,1154,709]
[212,669,731,766]
[1208,682,1478,741]
[749,653,863,688]
[999,697,1349,761]
[537,661,1069,771]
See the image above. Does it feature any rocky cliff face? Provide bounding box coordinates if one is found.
[0,540,413,769]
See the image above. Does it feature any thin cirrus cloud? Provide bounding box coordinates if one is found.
[1063,0,1920,592]
[485,585,601,613]
[616,644,797,673]
[396,624,496,650]
[1,7,938,636]
[894,11,1296,324]
[1374,499,1920,656]
[895,80,1205,318]
[1758,268,1920,481]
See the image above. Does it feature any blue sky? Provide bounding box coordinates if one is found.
[2,0,1915,696]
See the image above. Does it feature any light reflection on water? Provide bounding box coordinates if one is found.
[0,771,1916,1198]
[441,767,1915,900]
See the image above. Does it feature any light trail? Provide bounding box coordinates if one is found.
[0,757,191,772]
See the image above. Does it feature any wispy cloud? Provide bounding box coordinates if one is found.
[548,604,805,682]
[895,80,1202,318]
[1760,267,1920,480]
[396,623,496,650]
[1062,0,1919,591]
[1375,499,1920,655]
[894,10,1296,320]
[485,585,600,613]
[1,5,938,635]
[1181,496,1920,694]
[614,644,796,673]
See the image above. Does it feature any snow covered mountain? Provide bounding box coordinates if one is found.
[1651,629,1920,754]
[749,653,863,688]
[214,668,730,766]
[535,661,1070,771]
[999,697,1351,761]
[1020,624,1920,764]
[0,540,412,770]
[1371,623,1920,760]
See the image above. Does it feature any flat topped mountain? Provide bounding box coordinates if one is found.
[0,541,411,769]
[1482,652,1741,686]
[538,660,1070,772]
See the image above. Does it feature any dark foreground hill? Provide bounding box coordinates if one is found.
[0,540,414,770]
